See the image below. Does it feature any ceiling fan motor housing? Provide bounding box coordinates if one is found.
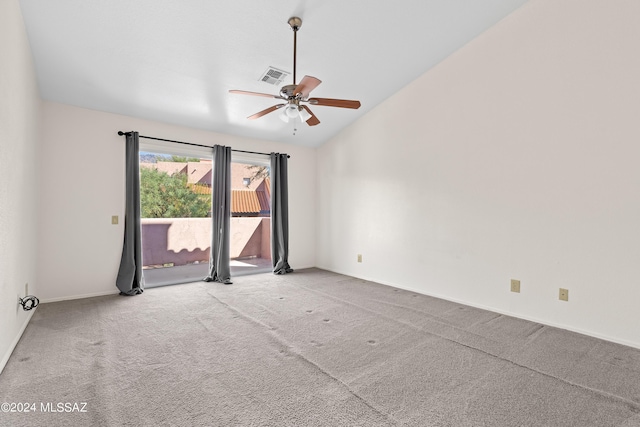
[280,84,299,99]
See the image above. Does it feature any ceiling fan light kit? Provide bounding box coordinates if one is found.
[229,17,361,128]
[280,103,311,123]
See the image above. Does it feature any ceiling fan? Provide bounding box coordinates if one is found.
[229,17,361,126]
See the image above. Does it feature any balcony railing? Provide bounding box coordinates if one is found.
[141,217,271,267]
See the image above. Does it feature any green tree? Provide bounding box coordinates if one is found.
[140,168,210,218]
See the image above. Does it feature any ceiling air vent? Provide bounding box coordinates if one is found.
[259,67,290,85]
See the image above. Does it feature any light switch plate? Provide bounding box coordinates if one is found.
[112,215,119,225]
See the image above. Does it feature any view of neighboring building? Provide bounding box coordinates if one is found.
[140,160,271,217]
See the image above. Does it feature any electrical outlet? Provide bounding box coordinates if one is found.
[559,288,569,301]
[111,215,119,225]
[510,279,520,293]
[357,254,362,263]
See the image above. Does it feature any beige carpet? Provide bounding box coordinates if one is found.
[1,268,639,426]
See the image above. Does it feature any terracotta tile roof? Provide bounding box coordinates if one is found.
[231,190,271,215]
[187,185,270,216]
[233,190,270,215]
[232,189,267,215]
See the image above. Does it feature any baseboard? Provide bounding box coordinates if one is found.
[292,264,316,271]
[39,289,120,304]
[0,310,35,376]
[319,266,640,351]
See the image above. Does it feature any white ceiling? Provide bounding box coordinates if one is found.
[19,0,529,147]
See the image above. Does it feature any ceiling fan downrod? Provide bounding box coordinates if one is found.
[288,17,302,85]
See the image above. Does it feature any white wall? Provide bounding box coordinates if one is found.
[0,0,42,372]
[38,102,316,301]
[317,0,640,349]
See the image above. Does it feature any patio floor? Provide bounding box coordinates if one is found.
[143,257,272,288]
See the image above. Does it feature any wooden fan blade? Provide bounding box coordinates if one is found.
[230,90,282,99]
[302,105,320,126]
[295,76,322,99]
[248,104,286,120]
[307,98,361,109]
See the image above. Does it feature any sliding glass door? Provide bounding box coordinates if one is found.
[138,144,213,287]
[138,143,273,287]
[229,155,272,276]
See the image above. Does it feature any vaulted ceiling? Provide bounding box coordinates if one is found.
[19,0,529,147]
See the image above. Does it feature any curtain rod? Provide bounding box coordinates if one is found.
[117,131,290,158]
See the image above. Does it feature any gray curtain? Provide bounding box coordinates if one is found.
[116,132,144,296]
[271,153,294,275]
[205,145,232,284]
